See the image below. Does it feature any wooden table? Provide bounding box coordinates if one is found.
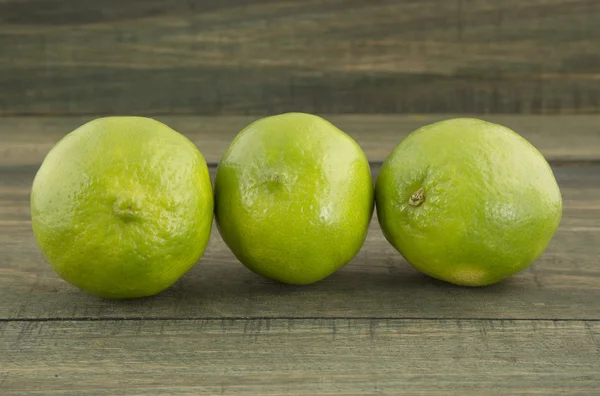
[1,115,599,395]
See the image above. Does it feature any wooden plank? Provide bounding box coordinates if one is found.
[1,319,599,395]
[1,0,599,115]
[1,115,599,166]
[1,164,599,320]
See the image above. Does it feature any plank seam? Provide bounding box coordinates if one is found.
[1,317,599,322]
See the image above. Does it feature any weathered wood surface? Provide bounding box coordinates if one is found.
[1,162,599,320]
[1,319,599,395]
[1,114,599,394]
[1,115,600,166]
[1,0,600,115]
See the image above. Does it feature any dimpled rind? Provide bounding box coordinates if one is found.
[214,113,374,284]
[31,117,214,298]
[375,118,562,286]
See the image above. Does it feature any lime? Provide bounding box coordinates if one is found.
[31,117,213,298]
[214,113,374,284]
[375,118,562,286]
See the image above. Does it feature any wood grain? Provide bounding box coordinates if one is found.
[1,0,599,115]
[1,164,599,321]
[1,115,599,167]
[1,114,598,394]
[1,319,599,395]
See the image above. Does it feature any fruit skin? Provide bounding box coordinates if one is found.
[375,118,562,286]
[214,113,374,284]
[31,117,213,299]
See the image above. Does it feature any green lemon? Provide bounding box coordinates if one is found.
[31,117,213,298]
[375,118,562,286]
[214,113,374,284]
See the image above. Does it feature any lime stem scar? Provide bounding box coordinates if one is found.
[113,196,137,221]
[409,188,425,206]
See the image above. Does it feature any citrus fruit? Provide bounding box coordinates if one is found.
[375,118,562,286]
[214,113,374,284]
[31,117,213,298]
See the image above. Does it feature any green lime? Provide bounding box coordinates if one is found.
[31,117,213,298]
[214,113,374,284]
[375,118,562,286]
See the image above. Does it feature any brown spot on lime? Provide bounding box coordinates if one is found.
[409,188,425,206]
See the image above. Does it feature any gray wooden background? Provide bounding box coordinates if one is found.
[2,2,600,394]
[1,0,599,116]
